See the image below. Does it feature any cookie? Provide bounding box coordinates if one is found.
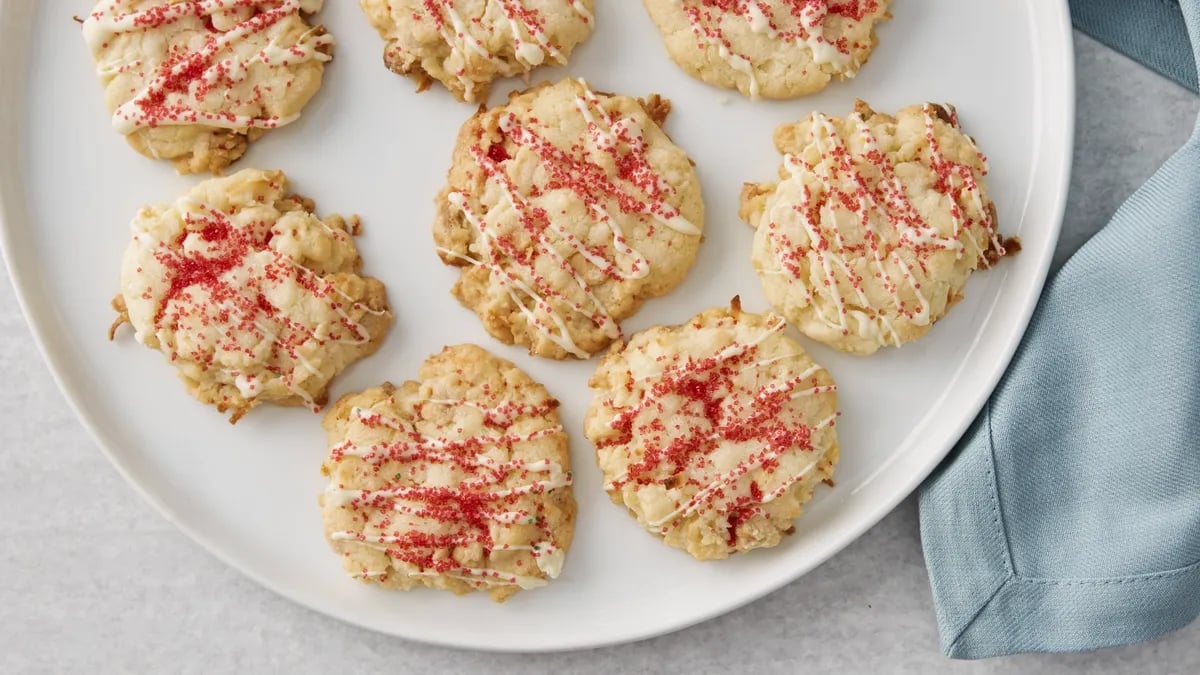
[585,301,839,560]
[643,0,891,99]
[360,0,596,103]
[740,101,1011,355]
[435,78,705,360]
[109,168,392,422]
[82,1,334,174]
[320,344,575,601]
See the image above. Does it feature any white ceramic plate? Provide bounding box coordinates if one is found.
[0,0,1073,652]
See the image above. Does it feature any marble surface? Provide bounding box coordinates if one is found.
[2,33,1198,674]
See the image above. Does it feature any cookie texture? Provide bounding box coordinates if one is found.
[740,101,1009,355]
[435,78,705,360]
[585,302,839,561]
[643,0,891,99]
[361,0,596,103]
[82,0,333,174]
[110,168,392,422]
[320,344,576,601]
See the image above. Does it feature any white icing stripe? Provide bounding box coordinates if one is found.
[342,405,564,454]
[332,531,553,590]
[419,397,555,426]
[570,0,593,22]
[646,443,824,528]
[796,1,851,69]
[720,42,761,99]
[626,320,786,387]
[496,0,562,66]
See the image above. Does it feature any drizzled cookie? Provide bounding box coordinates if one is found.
[109,169,392,422]
[741,101,1014,355]
[320,344,576,601]
[82,0,333,174]
[643,0,891,99]
[361,0,596,103]
[435,78,705,360]
[585,301,839,561]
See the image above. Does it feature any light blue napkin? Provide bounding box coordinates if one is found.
[1073,0,1199,92]
[918,0,1200,659]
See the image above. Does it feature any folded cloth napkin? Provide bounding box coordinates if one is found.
[918,0,1200,659]
[1073,0,1199,92]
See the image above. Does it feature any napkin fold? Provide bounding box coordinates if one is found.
[918,0,1200,659]
[1072,0,1199,92]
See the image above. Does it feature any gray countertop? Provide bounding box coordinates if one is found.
[2,32,1198,675]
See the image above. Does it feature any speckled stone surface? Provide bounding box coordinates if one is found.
[1,33,1198,674]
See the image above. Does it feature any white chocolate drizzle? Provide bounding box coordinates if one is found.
[441,79,700,358]
[326,395,571,589]
[671,0,883,99]
[83,0,332,133]
[761,106,1000,349]
[596,315,838,545]
[417,0,593,99]
[126,188,386,412]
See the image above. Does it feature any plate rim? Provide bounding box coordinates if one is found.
[0,0,1075,653]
